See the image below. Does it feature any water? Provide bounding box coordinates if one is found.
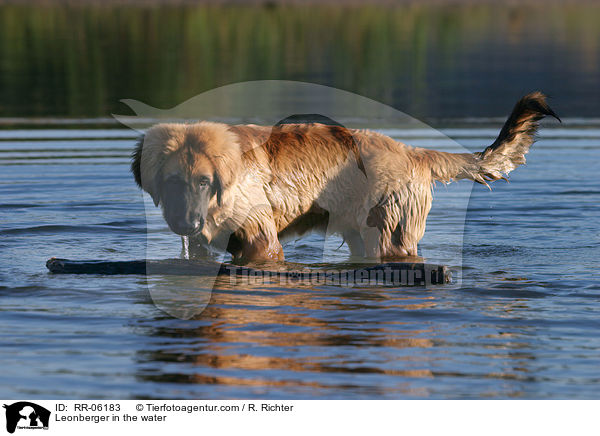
[1,121,598,399]
[1,2,600,119]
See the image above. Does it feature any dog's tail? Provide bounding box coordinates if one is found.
[423,92,560,186]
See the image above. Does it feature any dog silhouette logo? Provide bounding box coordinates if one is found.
[3,402,50,434]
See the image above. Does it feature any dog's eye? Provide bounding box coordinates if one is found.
[198,177,210,187]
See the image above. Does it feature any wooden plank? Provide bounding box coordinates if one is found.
[46,257,450,286]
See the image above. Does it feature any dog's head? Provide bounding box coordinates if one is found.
[131,122,241,236]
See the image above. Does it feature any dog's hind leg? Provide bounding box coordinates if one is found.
[361,226,415,259]
[361,186,431,260]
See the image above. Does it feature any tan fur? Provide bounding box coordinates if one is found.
[132,93,558,262]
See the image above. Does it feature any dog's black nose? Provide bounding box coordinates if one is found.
[170,219,200,236]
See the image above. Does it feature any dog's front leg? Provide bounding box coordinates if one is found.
[233,221,284,263]
[241,238,284,263]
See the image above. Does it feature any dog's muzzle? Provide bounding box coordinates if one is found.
[169,218,203,236]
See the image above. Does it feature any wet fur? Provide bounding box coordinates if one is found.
[132,92,559,262]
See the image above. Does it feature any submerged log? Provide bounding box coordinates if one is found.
[46,257,450,286]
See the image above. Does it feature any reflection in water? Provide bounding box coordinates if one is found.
[146,275,214,320]
[135,282,437,397]
[133,276,549,398]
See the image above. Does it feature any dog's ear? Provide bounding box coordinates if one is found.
[150,186,160,207]
[212,155,240,207]
[131,134,144,189]
[131,133,160,207]
[213,176,223,206]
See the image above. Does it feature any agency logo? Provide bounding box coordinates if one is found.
[3,402,50,434]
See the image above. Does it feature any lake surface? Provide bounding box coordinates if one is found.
[0,120,599,399]
[1,2,599,119]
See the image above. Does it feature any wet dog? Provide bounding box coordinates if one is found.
[132,92,559,262]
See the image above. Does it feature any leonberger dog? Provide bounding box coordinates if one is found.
[132,92,559,263]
